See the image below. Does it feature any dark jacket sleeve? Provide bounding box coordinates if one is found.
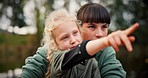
[61,40,94,70]
[19,47,49,78]
[95,46,126,78]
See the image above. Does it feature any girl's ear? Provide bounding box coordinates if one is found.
[51,39,58,51]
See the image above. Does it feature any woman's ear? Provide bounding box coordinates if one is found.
[76,20,82,27]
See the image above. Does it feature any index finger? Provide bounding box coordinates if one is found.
[124,23,139,35]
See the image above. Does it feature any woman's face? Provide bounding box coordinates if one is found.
[79,23,109,40]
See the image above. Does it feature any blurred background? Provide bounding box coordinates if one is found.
[0,0,148,78]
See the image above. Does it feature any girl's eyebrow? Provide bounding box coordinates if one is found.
[58,33,67,39]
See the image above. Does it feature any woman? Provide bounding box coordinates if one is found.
[76,3,127,78]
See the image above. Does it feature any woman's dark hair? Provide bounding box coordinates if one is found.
[77,3,110,24]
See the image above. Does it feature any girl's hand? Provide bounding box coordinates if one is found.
[106,23,139,52]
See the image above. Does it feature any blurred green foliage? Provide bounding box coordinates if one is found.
[0,33,39,72]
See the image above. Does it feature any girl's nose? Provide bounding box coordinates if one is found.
[70,36,76,44]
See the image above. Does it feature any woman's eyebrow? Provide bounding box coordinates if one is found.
[102,23,108,25]
[87,23,94,25]
[102,23,109,27]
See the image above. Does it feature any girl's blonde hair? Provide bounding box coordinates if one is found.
[42,8,77,62]
[42,9,77,77]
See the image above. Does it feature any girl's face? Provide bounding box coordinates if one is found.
[52,21,82,50]
[80,23,109,40]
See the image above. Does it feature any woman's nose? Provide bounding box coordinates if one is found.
[95,30,103,38]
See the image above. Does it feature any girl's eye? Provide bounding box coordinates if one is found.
[61,36,69,41]
[73,31,78,36]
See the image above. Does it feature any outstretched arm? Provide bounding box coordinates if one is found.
[86,23,139,56]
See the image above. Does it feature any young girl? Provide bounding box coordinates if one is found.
[19,5,139,78]
[43,8,100,78]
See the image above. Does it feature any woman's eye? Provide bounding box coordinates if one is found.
[89,25,96,30]
[102,25,108,28]
[102,24,108,28]
[89,25,95,28]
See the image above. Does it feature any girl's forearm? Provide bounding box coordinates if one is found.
[86,37,109,56]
